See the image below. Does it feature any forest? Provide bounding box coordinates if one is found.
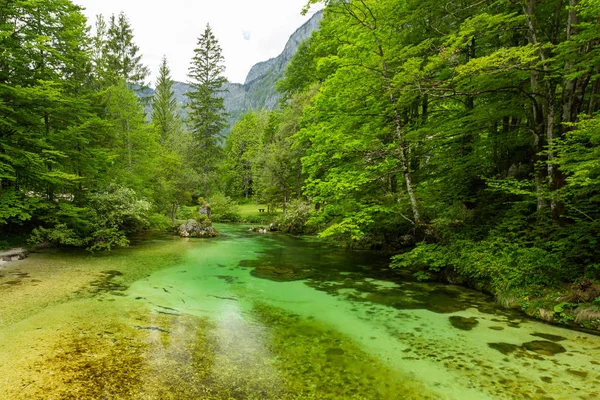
[1,0,600,326]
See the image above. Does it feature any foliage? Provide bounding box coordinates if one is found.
[272,0,600,296]
[29,186,151,251]
[186,24,228,197]
[208,194,241,223]
[275,200,313,234]
[391,239,564,293]
[93,12,150,87]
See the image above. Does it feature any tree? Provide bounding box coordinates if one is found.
[152,56,182,145]
[93,11,149,87]
[0,0,96,227]
[223,110,268,198]
[186,23,228,196]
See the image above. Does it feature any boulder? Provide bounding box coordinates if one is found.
[0,248,29,262]
[177,219,218,238]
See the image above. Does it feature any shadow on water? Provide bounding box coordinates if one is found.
[236,228,521,318]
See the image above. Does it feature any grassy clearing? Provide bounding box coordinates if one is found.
[237,203,279,217]
[236,203,280,224]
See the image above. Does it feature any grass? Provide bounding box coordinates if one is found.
[237,203,281,224]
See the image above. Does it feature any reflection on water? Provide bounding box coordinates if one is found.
[0,224,599,399]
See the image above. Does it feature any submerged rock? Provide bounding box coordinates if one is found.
[530,332,566,342]
[250,265,310,282]
[488,342,520,355]
[449,316,479,331]
[177,219,218,238]
[522,340,566,355]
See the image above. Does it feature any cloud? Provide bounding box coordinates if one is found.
[242,30,251,41]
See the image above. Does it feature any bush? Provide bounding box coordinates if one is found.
[391,239,564,293]
[209,194,242,222]
[275,200,313,234]
[148,213,172,230]
[29,185,152,251]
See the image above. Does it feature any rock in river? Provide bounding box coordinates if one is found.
[0,248,29,262]
[177,219,218,238]
[522,340,566,356]
[449,316,479,331]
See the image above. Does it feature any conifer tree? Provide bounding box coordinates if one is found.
[186,23,228,195]
[94,11,149,87]
[152,56,181,145]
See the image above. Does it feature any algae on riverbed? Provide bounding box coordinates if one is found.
[1,225,600,399]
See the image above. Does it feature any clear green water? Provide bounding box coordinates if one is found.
[0,224,599,399]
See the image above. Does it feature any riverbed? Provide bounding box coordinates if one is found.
[0,225,598,399]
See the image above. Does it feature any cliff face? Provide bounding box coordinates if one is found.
[145,10,323,134]
[241,10,323,110]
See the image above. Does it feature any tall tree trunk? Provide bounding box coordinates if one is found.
[381,58,422,225]
[523,0,550,212]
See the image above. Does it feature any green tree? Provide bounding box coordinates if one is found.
[224,110,268,198]
[186,23,228,196]
[93,11,149,87]
[0,0,96,227]
[152,56,182,145]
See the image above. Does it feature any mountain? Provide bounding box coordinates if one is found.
[145,10,323,133]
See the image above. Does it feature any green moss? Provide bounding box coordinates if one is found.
[251,302,438,399]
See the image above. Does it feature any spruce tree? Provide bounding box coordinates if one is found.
[186,23,228,195]
[94,11,149,87]
[152,56,181,145]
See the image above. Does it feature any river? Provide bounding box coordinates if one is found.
[0,224,598,399]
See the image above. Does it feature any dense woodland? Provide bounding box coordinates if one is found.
[1,1,600,322]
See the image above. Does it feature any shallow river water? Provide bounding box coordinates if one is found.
[0,224,599,399]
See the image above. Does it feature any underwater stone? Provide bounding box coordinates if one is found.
[488,342,520,355]
[566,369,588,378]
[449,316,479,331]
[522,340,566,355]
[250,265,310,282]
[530,332,567,342]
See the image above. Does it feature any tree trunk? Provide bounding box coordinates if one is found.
[523,0,550,212]
[378,43,422,225]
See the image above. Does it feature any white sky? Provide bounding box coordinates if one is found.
[73,0,321,85]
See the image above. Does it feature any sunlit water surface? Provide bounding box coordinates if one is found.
[0,225,599,399]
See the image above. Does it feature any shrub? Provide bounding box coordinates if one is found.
[275,200,313,234]
[209,194,242,222]
[29,185,152,251]
[391,239,564,293]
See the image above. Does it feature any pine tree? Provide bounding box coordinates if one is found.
[94,11,149,87]
[186,23,228,195]
[152,56,181,145]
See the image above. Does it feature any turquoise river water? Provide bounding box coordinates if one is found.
[0,224,599,399]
